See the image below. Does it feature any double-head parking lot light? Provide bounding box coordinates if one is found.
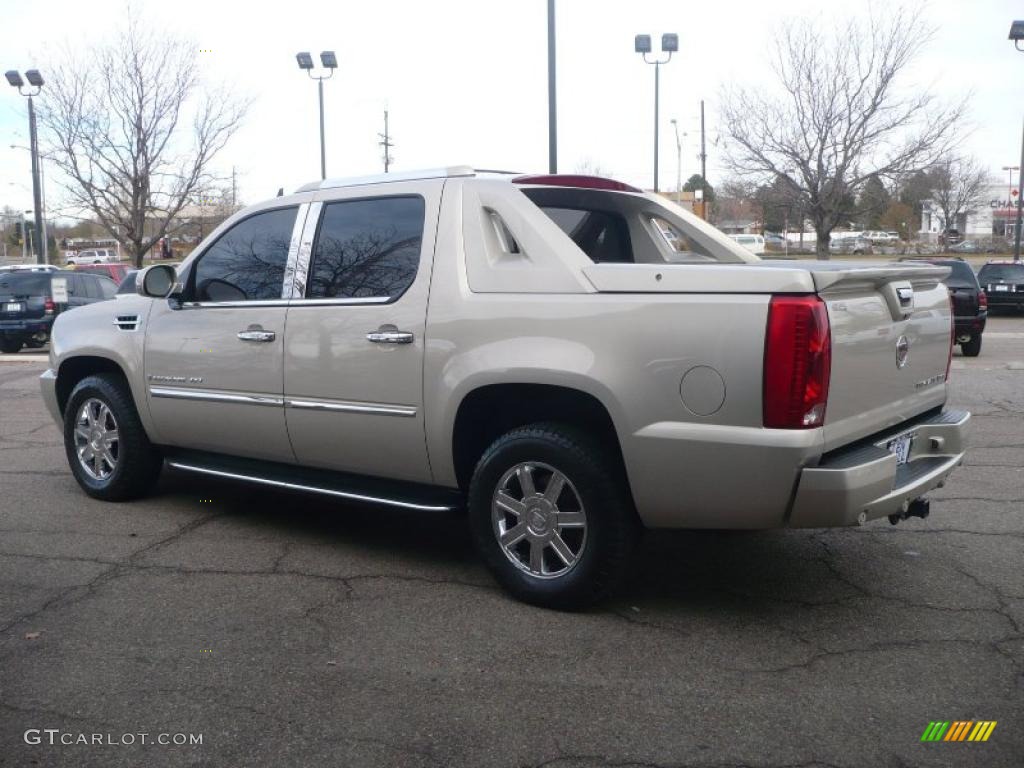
[4,68,46,264]
[296,50,337,180]
[635,33,677,192]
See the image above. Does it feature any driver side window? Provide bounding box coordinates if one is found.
[192,207,297,302]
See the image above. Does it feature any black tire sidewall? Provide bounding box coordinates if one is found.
[468,425,635,609]
[63,374,159,500]
[961,333,982,357]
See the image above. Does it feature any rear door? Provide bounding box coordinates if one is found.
[282,181,441,483]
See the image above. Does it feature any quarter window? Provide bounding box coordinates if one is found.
[192,207,297,302]
[307,196,424,300]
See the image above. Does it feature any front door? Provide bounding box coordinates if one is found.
[144,203,306,462]
[283,182,441,483]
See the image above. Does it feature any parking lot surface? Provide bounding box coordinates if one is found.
[1,317,1022,768]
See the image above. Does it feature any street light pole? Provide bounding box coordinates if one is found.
[296,51,337,181]
[1008,21,1024,261]
[670,118,682,201]
[5,69,46,264]
[635,34,677,193]
[547,0,557,174]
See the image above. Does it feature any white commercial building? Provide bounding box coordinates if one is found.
[919,182,1019,241]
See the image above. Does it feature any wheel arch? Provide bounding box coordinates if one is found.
[55,355,130,416]
[450,382,632,502]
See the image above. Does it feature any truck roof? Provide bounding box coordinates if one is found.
[294,168,644,194]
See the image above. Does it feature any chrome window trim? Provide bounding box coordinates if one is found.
[286,297,391,306]
[166,461,455,512]
[282,202,312,300]
[289,201,322,298]
[179,300,292,309]
[286,398,416,417]
[149,387,284,407]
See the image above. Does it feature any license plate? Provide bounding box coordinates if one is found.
[994,285,1009,292]
[886,434,913,465]
[4,302,21,313]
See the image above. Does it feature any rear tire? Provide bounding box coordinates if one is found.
[0,336,22,353]
[468,422,638,609]
[63,373,162,501]
[961,333,982,357]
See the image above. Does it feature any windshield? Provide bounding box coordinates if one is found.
[0,273,50,300]
[978,264,1024,282]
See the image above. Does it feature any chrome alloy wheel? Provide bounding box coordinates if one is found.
[74,398,120,480]
[492,462,587,579]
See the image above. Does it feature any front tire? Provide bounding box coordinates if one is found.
[468,423,638,609]
[63,374,162,501]
[961,333,982,357]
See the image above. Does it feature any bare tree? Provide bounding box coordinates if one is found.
[574,159,614,178]
[928,156,990,240]
[720,8,967,258]
[40,17,248,267]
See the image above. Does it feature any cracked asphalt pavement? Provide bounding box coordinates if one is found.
[1,317,1022,768]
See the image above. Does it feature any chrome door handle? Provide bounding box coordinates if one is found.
[366,327,414,344]
[237,329,276,342]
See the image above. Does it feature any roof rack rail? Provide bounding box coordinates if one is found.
[296,166,476,192]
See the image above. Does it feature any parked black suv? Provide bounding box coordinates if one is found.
[0,270,117,353]
[977,261,1024,313]
[900,257,987,356]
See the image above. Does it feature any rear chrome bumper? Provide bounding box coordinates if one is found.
[788,409,969,528]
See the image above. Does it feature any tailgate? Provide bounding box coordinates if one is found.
[810,263,952,452]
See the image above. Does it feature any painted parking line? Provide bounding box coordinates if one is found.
[0,355,48,363]
[984,332,1024,338]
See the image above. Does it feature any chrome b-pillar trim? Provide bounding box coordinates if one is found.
[288,201,322,299]
[282,202,312,300]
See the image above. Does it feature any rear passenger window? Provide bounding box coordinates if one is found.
[307,196,424,300]
[82,276,100,299]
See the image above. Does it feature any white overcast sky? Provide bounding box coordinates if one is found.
[0,0,1021,214]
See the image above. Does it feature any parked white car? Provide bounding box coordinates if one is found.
[729,233,766,255]
[66,248,120,266]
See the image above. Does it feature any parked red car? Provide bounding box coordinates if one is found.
[73,263,132,283]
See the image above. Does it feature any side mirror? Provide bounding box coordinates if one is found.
[137,264,178,298]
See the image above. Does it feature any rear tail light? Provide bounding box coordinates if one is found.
[763,295,832,429]
[978,290,987,310]
[44,297,55,314]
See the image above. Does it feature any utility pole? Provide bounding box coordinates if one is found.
[231,166,237,209]
[547,0,557,173]
[699,99,707,220]
[378,109,394,173]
